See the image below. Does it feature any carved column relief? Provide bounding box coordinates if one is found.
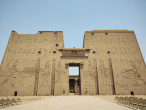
[54,61,62,95]
[55,61,61,83]
[41,60,51,87]
[87,60,99,95]
[99,59,111,86]
[99,58,114,95]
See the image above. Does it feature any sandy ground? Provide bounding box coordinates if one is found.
[0,96,134,110]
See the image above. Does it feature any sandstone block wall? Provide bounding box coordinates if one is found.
[83,30,146,95]
[0,30,145,96]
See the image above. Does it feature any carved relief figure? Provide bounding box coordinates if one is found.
[99,59,111,86]
[41,60,51,87]
[55,61,61,83]
[88,61,93,79]
[122,61,146,87]
[0,59,18,87]
[89,59,97,80]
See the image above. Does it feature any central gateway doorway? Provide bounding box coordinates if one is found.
[69,63,81,95]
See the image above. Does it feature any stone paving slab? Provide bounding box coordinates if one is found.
[1,96,132,110]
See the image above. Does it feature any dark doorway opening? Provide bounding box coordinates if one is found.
[131,91,134,95]
[69,79,75,93]
[14,91,17,96]
[69,64,81,95]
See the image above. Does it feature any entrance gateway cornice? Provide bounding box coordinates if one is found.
[59,48,90,59]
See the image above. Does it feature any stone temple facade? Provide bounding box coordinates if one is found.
[0,30,146,96]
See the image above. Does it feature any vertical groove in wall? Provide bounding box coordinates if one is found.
[93,59,97,94]
[51,59,56,95]
[94,59,99,95]
[79,64,81,95]
[108,54,116,95]
[34,59,40,96]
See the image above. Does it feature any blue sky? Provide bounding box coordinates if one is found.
[0,0,146,75]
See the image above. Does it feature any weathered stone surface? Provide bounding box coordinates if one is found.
[0,30,145,96]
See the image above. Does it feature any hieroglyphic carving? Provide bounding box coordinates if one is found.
[117,38,121,44]
[17,48,22,53]
[7,48,17,54]
[123,48,128,54]
[86,61,93,91]
[43,48,48,57]
[99,59,111,86]
[87,60,99,94]
[88,61,92,79]
[33,49,37,54]
[48,50,52,54]
[122,37,126,43]
[40,60,51,87]
[110,46,137,55]
[0,59,18,87]
[113,38,118,44]
[55,61,61,83]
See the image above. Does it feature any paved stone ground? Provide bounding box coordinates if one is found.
[1,96,132,110]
